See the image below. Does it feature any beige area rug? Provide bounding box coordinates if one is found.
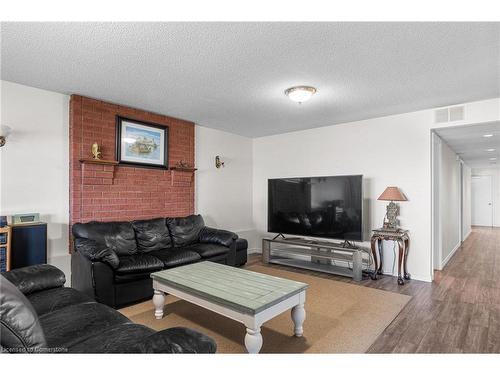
[119,265,411,353]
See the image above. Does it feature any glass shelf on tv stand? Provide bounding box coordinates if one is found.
[262,237,372,282]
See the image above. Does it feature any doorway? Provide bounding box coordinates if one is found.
[431,121,499,275]
[471,175,493,226]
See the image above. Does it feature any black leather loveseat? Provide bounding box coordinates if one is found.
[1,264,216,353]
[71,214,248,308]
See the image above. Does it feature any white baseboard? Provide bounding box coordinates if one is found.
[440,242,461,269]
[247,248,262,255]
[463,229,472,241]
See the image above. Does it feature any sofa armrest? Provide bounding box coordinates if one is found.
[132,327,217,353]
[74,238,120,269]
[2,264,66,295]
[199,226,238,247]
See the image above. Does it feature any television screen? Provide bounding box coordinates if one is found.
[268,175,363,241]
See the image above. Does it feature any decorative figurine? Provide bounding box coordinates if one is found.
[175,160,192,169]
[91,142,102,160]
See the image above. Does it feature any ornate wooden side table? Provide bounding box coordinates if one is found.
[370,228,410,285]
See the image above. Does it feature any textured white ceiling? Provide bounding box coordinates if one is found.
[1,22,499,137]
[435,122,500,168]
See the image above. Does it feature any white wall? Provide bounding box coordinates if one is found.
[437,138,461,268]
[462,163,472,239]
[253,98,500,282]
[194,125,257,249]
[472,167,500,227]
[0,80,70,276]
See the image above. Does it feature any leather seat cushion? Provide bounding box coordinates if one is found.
[39,302,130,349]
[148,249,201,268]
[67,324,155,353]
[27,287,94,317]
[67,325,217,353]
[116,254,164,275]
[166,215,205,247]
[185,243,229,258]
[72,221,138,256]
[132,218,172,252]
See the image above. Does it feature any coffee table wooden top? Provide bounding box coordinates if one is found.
[151,261,308,315]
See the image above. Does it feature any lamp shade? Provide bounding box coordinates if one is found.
[377,186,407,201]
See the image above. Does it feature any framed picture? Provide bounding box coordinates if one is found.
[116,116,168,168]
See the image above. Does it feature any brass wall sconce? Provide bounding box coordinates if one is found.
[0,125,12,147]
[215,155,225,169]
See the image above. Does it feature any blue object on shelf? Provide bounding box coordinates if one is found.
[0,247,6,272]
[11,223,47,269]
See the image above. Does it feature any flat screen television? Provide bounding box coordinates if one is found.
[268,175,363,241]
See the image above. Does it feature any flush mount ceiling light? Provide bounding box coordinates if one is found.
[486,148,496,152]
[483,134,494,138]
[284,86,317,103]
[490,157,497,161]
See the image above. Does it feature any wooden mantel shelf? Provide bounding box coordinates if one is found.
[170,167,197,172]
[79,158,119,166]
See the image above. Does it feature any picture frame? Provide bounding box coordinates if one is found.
[116,116,168,169]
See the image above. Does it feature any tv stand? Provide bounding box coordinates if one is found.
[262,237,372,281]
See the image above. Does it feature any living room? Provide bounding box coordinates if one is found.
[1,1,500,373]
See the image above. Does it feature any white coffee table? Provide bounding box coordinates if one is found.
[151,261,308,353]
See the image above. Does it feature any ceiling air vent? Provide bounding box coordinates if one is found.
[434,105,465,123]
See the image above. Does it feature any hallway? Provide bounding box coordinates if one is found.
[368,226,500,353]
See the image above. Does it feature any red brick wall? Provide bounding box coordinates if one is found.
[69,95,195,228]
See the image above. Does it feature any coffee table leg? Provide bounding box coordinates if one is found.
[153,290,165,319]
[244,327,263,353]
[291,303,306,337]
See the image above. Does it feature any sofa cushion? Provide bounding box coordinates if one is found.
[115,254,164,275]
[39,301,130,349]
[27,287,94,317]
[0,276,47,352]
[185,243,230,258]
[132,218,172,252]
[166,214,205,247]
[149,249,201,268]
[74,237,120,269]
[72,221,137,256]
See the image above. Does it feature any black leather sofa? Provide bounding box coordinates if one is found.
[71,214,248,308]
[0,264,216,353]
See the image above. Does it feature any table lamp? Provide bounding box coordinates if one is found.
[377,186,407,230]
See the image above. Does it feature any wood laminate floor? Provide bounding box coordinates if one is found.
[248,226,500,353]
